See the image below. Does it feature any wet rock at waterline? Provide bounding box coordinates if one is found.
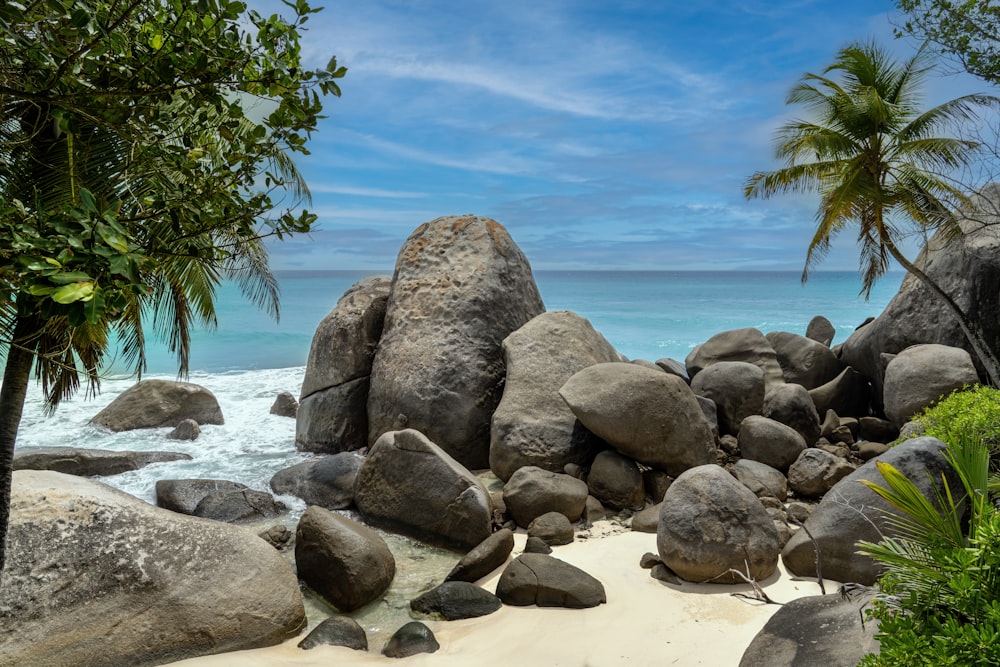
[269,391,298,418]
[13,446,191,477]
[410,581,503,620]
[155,479,285,523]
[382,622,439,658]
[91,379,224,431]
[269,452,362,510]
[297,615,368,651]
[167,419,201,441]
[445,528,515,583]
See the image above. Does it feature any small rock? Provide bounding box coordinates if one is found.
[166,419,201,441]
[527,511,574,546]
[523,536,552,554]
[650,563,681,585]
[382,621,439,658]
[639,552,661,569]
[270,392,298,418]
[409,581,502,620]
[297,615,368,651]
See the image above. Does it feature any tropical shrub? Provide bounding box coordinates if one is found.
[903,384,1000,451]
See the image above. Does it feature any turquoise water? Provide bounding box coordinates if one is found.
[127,270,902,375]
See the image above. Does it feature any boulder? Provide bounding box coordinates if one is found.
[296,276,391,453]
[367,215,545,469]
[685,327,785,389]
[765,331,843,389]
[90,380,223,431]
[155,479,249,514]
[762,383,821,447]
[657,464,779,583]
[805,315,837,347]
[294,506,396,612]
[560,362,716,476]
[630,503,661,533]
[808,366,873,419]
[838,184,1000,404]
[297,615,368,651]
[495,553,606,608]
[737,415,806,472]
[527,511,575,546]
[354,429,493,550]
[13,446,191,477]
[739,593,879,667]
[382,622,439,658]
[586,449,645,511]
[167,419,201,441]
[729,459,788,501]
[690,361,765,436]
[859,416,899,443]
[445,528,515,583]
[410,581,502,620]
[655,358,689,381]
[155,479,285,523]
[781,437,961,585]
[502,466,589,528]
[269,392,298,418]
[489,310,620,481]
[0,471,305,667]
[786,448,856,498]
[882,344,979,427]
[269,452,362,510]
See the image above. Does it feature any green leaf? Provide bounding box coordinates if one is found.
[49,271,92,285]
[51,281,95,304]
[83,288,105,323]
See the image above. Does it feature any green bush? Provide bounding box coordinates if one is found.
[904,384,1000,450]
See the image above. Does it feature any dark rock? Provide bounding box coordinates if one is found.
[297,615,368,651]
[502,466,589,528]
[382,621,439,658]
[859,417,899,443]
[410,581,502,620]
[258,524,292,550]
[269,392,298,418]
[765,331,842,389]
[13,447,191,477]
[762,383,821,447]
[690,361,765,436]
[354,429,493,550]
[367,215,545,469]
[495,553,606,608]
[642,470,673,503]
[156,479,248,515]
[294,506,395,613]
[650,563,682,585]
[296,378,370,455]
[882,344,978,427]
[786,448,855,498]
[583,495,607,525]
[192,488,287,523]
[858,441,890,460]
[560,362,716,476]
[527,511,574,546]
[655,358,689,382]
[657,464,779,584]
[269,452,362,510]
[805,315,837,347]
[166,419,200,441]
[639,552,661,569]
[445,529,515,583]
[631,502,661,533]
[91,380,224,431]
[737,415,806,472]
[490,310,620,481]
[808,366,873,419]
[586,449,644,511]
[523,536,553,554]
[685,327,785,389]
[729,459,788,501]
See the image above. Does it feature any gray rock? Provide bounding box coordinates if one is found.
[787,448,856,498]
[258,524,293,550]
[1,471,305,667]
[269,452,362,510]
[782,437,961,585]
[295,506,396,612]
[368,216,545,469]
[410,581,502,620]
[445,528,515,583]
[739,593,879,667]
[495,553,606,608]
[297,276,391,453]
[297,615,368,651]
[354,429,493,550]
[490,310,620,481]
[560,362,716,476]
[155,479,248,515]
[765,331,843,389]
[762,383,821,447]
[737,415,807,472]
[883,344,979,427]
[382,621,439,658]
[13,446,191,477]
[655,358,689,382]
[859,417,899,443]
[808,366,873,419]
[586,449,645,511]
[685,327,785,390]
[192,488,287,523]
[730,459,788,501]
[166,419,201,441]
[858,441,890,460]
[523,536,553,553]
[583,494,607,525]
[657,464,779,583]
[630,502,661,533]
[805,315,837,347]
[695,394,721,440]
[91,380,224,431]
[502,466,589,528]
[642,470,673,503]
[527,511,574,546]
[690,361,765,436]
[269,392,298,418]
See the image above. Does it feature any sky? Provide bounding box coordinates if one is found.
[261,0,993,272]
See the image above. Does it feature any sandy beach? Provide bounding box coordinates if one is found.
[168,525,831,667]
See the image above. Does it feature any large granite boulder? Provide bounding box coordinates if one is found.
[294,506,396,612]
[838,185,1000,403]
[269,452,362,510]
[502,465,590,528]
[490,310,620,481]
[685,327,785,390]
[559,362,716,476]
[155,479,285,523]
[737,415,807,472]
[762,383,821,447]
[354,429,493,550]
[782,437,962,585]
[657,464,779,583]
[296,276,391,453]
[0,471,305,667]
[367,215,545,469]
[765,331,843,390]
[13,446,191,477]
[882,343,979,427]
[495,553,606,608]
[90,380,223,431]
[690,361,765,436]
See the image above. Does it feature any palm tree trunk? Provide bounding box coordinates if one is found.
[884,238,1000,387]
[0,313,39,580]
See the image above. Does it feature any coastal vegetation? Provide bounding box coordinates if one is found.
[0,0,343,577]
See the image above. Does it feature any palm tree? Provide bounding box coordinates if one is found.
[745,40,1000,385]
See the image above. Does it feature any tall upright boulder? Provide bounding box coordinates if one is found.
[839,185,1000,406]
[367,216,545,469]
[490,310,621,481]
[296,276,391,453]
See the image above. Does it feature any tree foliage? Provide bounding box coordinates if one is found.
[896,0,1000,84]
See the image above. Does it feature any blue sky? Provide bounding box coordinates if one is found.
[264,0,991,272]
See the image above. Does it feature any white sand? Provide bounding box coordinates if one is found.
[168,525,829,667]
